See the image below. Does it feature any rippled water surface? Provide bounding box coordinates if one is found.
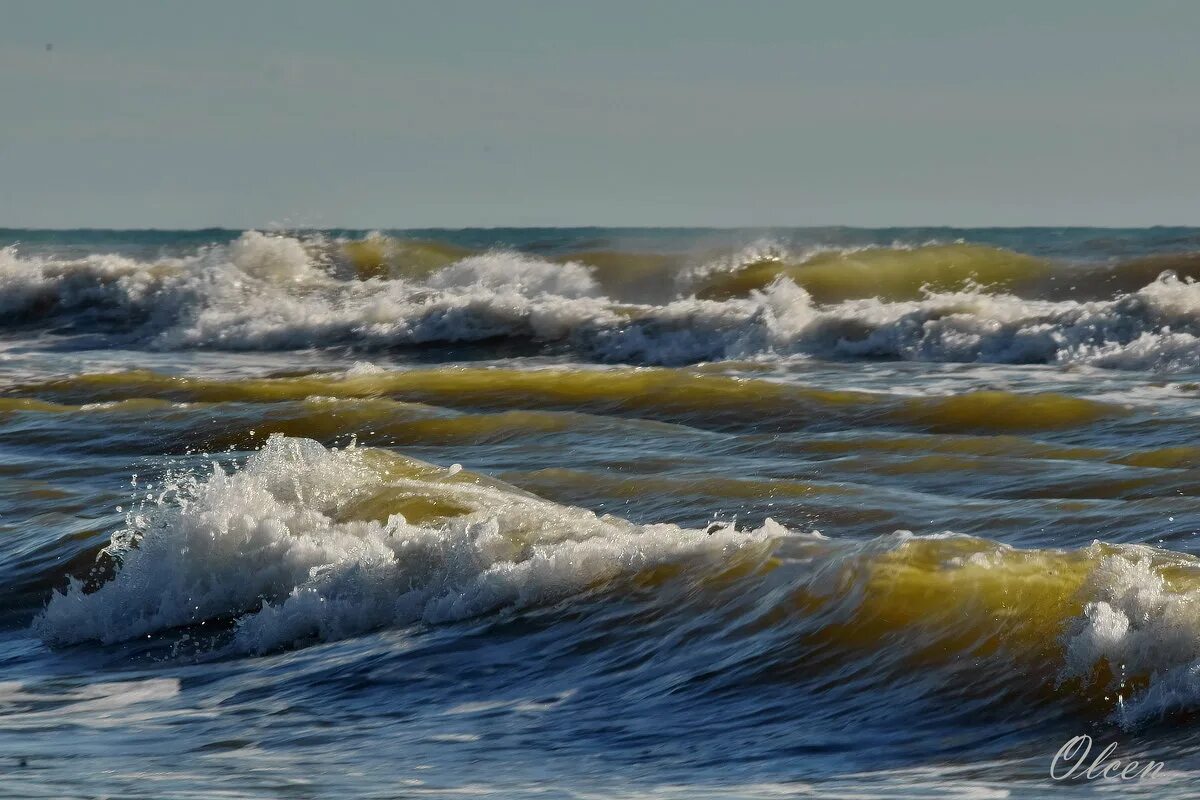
[4,227,1200,798]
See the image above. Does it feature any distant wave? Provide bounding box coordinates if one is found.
[5,231,1200,370]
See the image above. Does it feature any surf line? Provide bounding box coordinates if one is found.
[1050,735,1165,782]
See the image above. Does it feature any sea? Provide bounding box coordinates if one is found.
[3,226,1200,798]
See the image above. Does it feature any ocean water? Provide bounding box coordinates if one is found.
[3,227,1200,798]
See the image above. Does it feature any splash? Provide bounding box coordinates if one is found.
[4,235,1200,370]
[30,435,1200,727]
[34,436,778,654]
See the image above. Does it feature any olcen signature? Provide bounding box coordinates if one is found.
[1050,735,1165,783]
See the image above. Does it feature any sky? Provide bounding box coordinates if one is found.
[1,1,1197,229]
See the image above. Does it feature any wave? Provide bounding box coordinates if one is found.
[1082,252,1200,297]
[33,435,779,654]
[30,434,1200,728]
[7,367,1130,434]
[6,232,1200,370]
[692,243,1051,302]
[771,530,1200,728]
[341,234,472,280]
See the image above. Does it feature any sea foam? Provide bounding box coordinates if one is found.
[31,434,1200,727]
[34,436,777,654]
[5,233,1200,370]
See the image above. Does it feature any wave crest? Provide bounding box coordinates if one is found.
[32,434,1200,727]
[693,243,1049,302]
[5,234,1200,370]
[34,436,777,654]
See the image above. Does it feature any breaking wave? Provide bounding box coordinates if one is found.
[5,231,1200,370]
[32,435,1200,728]
[34,435,779,654]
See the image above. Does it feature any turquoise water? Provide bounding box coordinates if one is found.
[3,228,1200,798]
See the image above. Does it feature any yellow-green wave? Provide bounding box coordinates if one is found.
[696,244,1051,302]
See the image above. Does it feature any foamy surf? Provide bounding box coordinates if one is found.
[34,435,779,654]
[8,226,1200,798]
[28,434,1200,730]
[5,231,1200,370]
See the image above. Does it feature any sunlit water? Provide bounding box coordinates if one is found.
[4,227,1200,798]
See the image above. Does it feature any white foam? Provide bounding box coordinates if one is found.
[32,441,1200,726]
[7,236,1200,370]
[228,230,316,282]
[0,244,180,322]
[674,239,793,291]
[34,436,779,654]
[580,273,1200,369]
[1060,549,1200,727]
[426,251,599,298]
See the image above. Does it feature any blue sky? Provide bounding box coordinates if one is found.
[2,1,1197,228]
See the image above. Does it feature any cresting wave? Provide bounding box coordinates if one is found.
[31,435,1200,729]
[34,435,779,654]
[6,231,1200,369]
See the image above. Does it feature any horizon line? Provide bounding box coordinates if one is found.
[3,223,1198,233]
